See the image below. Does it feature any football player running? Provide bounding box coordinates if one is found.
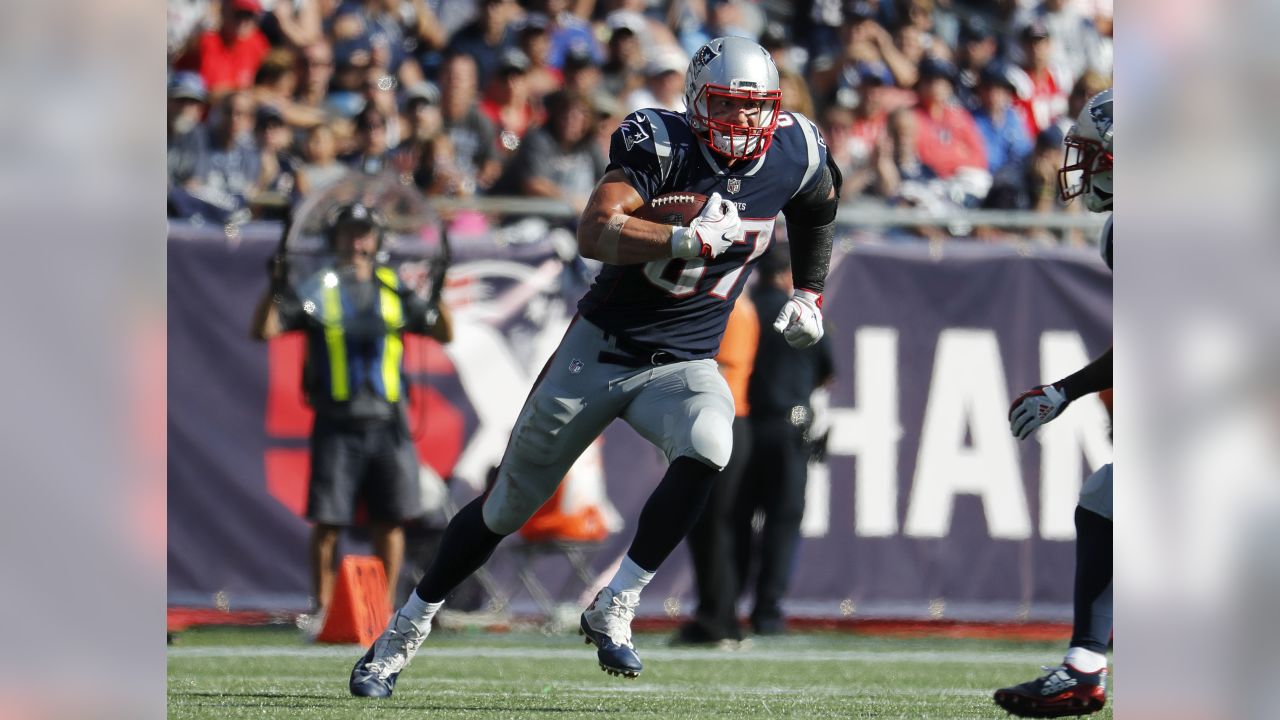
[349,35,842,696]
[994,88,1114,718]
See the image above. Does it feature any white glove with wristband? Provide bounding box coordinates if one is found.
[1008,383,1070,440]
[772,289,824,348]
[671,192,743,259]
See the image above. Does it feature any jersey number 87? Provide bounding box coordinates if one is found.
[643,218,776,298]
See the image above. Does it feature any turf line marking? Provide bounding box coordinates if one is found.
[169,645,1050,664]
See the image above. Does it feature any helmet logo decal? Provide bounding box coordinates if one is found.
[1089,102,1112,141]
[691,44,720,72]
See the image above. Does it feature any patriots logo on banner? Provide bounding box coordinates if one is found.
[691,44,719,71]
[620,118,650,151]
[727,177,741,194]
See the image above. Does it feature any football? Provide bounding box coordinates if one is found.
[632,192,710,227]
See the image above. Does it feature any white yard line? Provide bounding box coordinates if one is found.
[169,645,1053,665]
[170,675,994,699]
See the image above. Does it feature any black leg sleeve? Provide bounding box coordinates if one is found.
[627,456,720,572]
[1070,505,1114,653]
[413,495,506,604]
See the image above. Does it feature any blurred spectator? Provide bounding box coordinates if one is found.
[175,0,272,97]
[341,105,392,174]
[168,90,259,220]
[258,0,323,48]
[330,0,441,86]
[492,90,606,215]
[735,248,833,636]
[203,91,263,209]
[561,45,602,98]
[397,80,444,147]
[600,23,646,101]
[778,67,816,119]
[527,0,603,69]
[982,124,1070,237]
[387,81,465,195]
[330,38,375,96]
[252,48,326,128]
[480,49,542,162]
[603,1,681,52]
[624,47,687,114]
[972,63,1033,177]
[445,0,518,87]
[1011,19,1070,137]
[911,56,986,180]
[953,15,998,112]
[810,1,917,102]
[439,52,502,193]
[406,132,466,196]
[295,41,335,109]
[252,105,309,217]
[514,15,564,103]
[702,0,767,42]
[169,0,212,61]
[896,0,949,62]
[759,21,802,73]
[591,91,626,159]
[877,106,962,241]
[361,66,404,147]
[1014,0,1108,81]
[824,72,891,197]
[167,72,212,191]
[300,123,349,190]
[879,105,933,191]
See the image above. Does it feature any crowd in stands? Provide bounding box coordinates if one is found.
[167,0,1112,241]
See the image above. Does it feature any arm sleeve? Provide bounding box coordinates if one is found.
[1057,347,1113,401]
[605,111,669,203]
[781,156,843,294]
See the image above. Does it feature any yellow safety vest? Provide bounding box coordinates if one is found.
[315,265,405,402]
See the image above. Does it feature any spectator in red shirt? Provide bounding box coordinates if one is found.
[178,0,271,98]
[479,49,542,162]
[1011,20,1071,137]
[911,56,987,179]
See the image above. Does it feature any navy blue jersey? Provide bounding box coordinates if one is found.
[578,108,829,360]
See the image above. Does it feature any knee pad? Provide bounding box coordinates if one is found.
[1077,463,1113,521]
[482,469,550,536]
[680,407,734,471]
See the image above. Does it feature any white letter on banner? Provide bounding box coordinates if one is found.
[800,459,829,537]
[905,329,1031,539]
[1038,331,1114,540]
[826,327,902,537]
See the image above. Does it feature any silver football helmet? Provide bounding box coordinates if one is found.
[1059,88,1113,212]
[683,36,782,160]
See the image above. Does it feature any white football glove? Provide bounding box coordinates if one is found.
[1008,383,1070,440]
[772,289,824,348]
[671,192,743,259]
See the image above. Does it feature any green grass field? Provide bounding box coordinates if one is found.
[168,626,1112,719]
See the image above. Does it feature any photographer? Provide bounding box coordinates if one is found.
[251,203,451,633]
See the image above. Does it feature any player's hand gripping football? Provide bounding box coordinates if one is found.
[773,289,824,348]
[671,192,743,259]
[1008,383,1070,440]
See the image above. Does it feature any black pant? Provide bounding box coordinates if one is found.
[685,417,753,640]
[734,414,810,631]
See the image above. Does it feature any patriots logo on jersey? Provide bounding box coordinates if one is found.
[620,119,650,152]
[691,44,719,71]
